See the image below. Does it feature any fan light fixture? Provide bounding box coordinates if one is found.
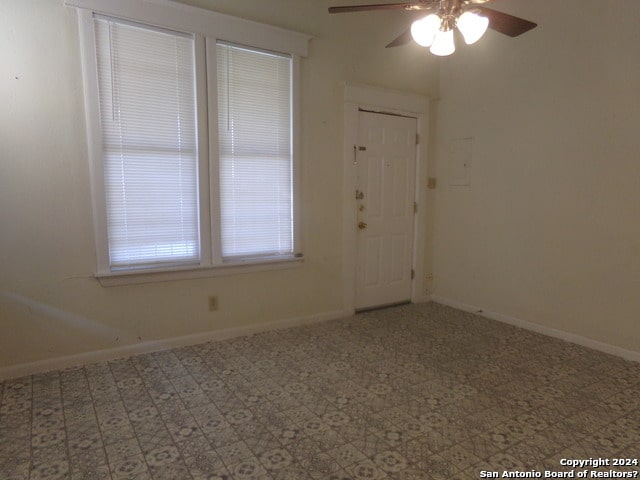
[410,14,440,47]
[327,1,538,53]
[411,9,489,56]
[430,28,455,56]
[457,11,490,44]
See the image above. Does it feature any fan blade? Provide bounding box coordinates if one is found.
[328,3,426,14]
[477,6,537,37]
[386,27,413,48]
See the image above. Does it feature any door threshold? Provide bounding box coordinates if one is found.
[355,300,411,314]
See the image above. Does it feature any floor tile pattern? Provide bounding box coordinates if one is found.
[1,303,639,479]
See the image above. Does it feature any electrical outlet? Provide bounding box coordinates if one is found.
[208,296,218,311]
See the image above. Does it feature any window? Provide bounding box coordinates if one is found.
[94,18,199,269]
[70,0,309,281]
[217,42,293,260]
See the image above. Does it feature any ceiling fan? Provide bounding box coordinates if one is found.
[328,0,537,56]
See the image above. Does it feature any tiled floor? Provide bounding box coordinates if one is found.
[1,303,639,480]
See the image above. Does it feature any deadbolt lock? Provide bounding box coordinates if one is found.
[358,221,368,230]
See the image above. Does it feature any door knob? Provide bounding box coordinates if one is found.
[358,221,368,230]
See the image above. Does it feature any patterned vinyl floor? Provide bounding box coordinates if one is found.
[0,302,639,480]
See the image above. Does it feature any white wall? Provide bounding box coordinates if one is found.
[432,0,640,353]
[4,0,637,372]
[0,0,439,369]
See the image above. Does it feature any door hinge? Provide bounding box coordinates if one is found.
[416,134,420,145]
[411,269,415,279]
[358,146,367,151]
[413,202,418,213]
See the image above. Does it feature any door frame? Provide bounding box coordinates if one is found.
[342,82,431,314]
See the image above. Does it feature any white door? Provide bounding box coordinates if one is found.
[355,110,417,310]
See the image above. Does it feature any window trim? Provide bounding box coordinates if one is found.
[67,0,310,57]
[96,256,304,287]
[71,0,309,283]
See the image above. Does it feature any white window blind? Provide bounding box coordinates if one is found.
[94,17,199,269]
[217,42,293,260]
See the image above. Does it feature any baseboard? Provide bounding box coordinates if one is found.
[431,295,640,363]
[0,309,352,381]
[7,297,635,381]
[412,293,433,304]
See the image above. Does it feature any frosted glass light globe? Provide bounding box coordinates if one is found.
[456,11,489,45]
[410,14,440,47]
[430,29,455,56]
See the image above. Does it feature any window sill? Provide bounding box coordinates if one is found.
[96,255,304,287]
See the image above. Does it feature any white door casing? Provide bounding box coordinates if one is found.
[355,111,417,310]
[342,82,430,314]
